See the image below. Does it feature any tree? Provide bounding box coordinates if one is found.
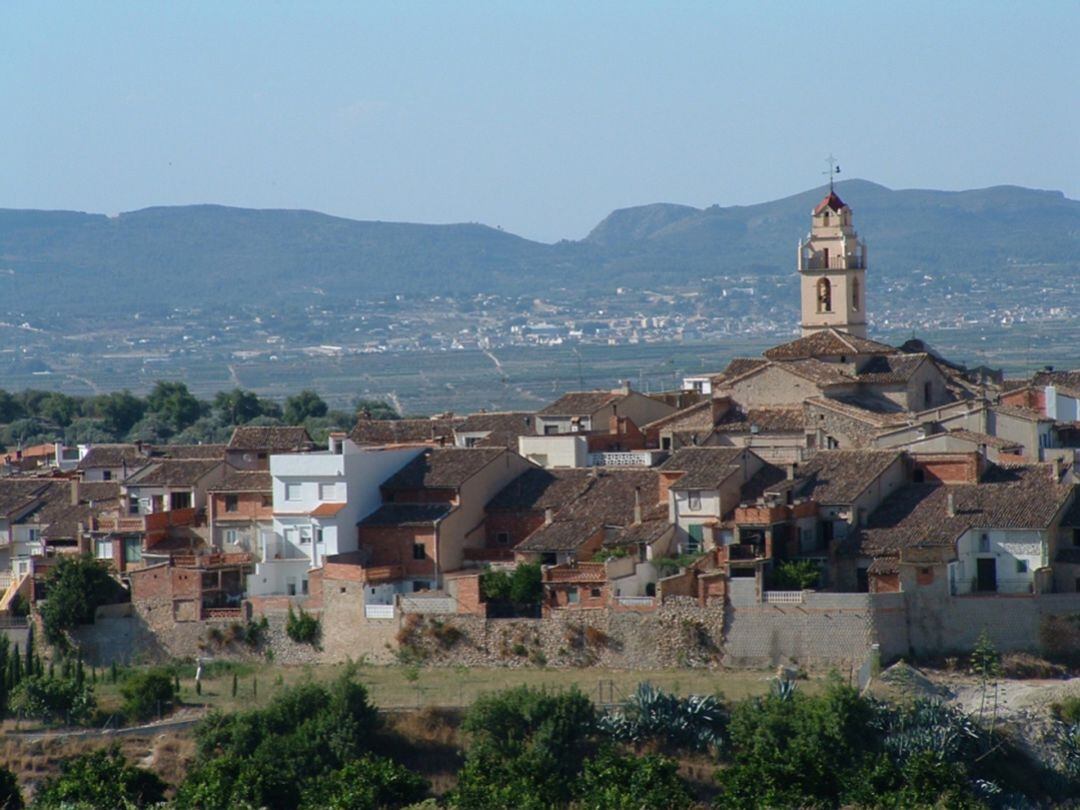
[284,390,327,424]
[214,389,263,426]
[120,667,178,722]
[773,559,820,591]
[0,765,23,810]
[285,605,321,646]
[10,675,95,725]
[92,390,146,436]
[30,746,165,809]
[298,756,428,810]
[454,686,596,809]
[176,668,380,810]
[172,416,233,445]
[38,555,126,646]
[0,390,26,423]
[36,393,80,428]
[575,748,692,810]
[352,398,400,421]
[146,380,203,432]
[64,417,117,445]
[125,414,174,444]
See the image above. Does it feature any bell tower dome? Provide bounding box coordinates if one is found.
[797,188,868,339]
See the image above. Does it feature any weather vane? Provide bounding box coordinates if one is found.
[824,155,841,192]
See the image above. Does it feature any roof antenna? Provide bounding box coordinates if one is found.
[823,155,841,192]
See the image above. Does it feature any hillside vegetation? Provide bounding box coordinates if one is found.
[2,180,1078,313]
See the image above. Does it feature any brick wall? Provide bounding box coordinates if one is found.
[358,525,437,577]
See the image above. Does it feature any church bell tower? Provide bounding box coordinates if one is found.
[797,183,868,339]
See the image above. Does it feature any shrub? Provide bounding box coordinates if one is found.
[584,626,610,648]
[1040,614,1080,668]
[286,605,321,645]
[480,564,542,606]
[424,619,463,649]
[0,765,23,810]
[599,682,726,753]
[31,746,165,809]
[10,675,95,725]
[120,667,179,722]
[1053,696,1080,725]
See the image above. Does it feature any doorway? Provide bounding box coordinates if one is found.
[976,558,997,593]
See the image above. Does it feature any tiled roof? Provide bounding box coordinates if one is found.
[227,426,314,452]
[487,468,594,511]
[515,518,601,553]
[805,397,912,427]
[855,354,930,384]
[537,391,620,417]
[209,468,272,493]
[764,329,896,361]
[784,358,857,386]
[382,447,506,490]
[813,190,847,214]
[605,518,673,549]
[724,357,770,378]
[740,464,791,503]
[310,502,347,517]
[154,444,227,460]
[554,469,664,525]
[643,400,713,432]
[456,411,535,434]
[360,503,453,527]
[125,459,222,488]
[714,407,805,434]
[790,450,902,504]
[1033,369,1080,392]
[993,404,1052,423]
[350,417,461,446]
[77,444,147,470]
[853,466,1073,557]
[660,447,746,491]
[18,480,123,541]
[0,479,52,516]
[943,430,1022,451]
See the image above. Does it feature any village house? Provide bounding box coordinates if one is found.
[350,415,462,446]
[247,436,423,598]
[453,411,536,449]
[225,425,315,470]
[207,468,273,554]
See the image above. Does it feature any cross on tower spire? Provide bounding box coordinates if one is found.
[823,154,841,192]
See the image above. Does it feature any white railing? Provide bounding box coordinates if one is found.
[615,596,655,607]
[763,591,805,604]
[365,604,395,620]
[588,451,658,467]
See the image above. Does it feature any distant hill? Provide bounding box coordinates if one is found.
[2,180,1079,315]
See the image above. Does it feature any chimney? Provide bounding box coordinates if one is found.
[70,479,80,507]
[1052,456,1064,482]
[945,491,956,517]
[544,507,554,526]
[633,487,642,526]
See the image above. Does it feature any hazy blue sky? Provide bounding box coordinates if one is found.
[4,1,1078,242]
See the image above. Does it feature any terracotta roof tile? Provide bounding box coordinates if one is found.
[382,447,506,490]
[790,450,902,504]
[350,417,461,446]
[855,354,930,384]
[77,444,147,470]
[487,468,594,511]
[125,459,222,488]
[660,447,746,491]
[209,468,272,493]
[537,391,621,417]
[227,426,314,452]
[813,190,847,214]
[763,329,897,361]
[714,407,805,434]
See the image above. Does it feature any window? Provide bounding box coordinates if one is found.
[413,542,426,560]
[923,382,932,408]
[261,495,273,508]
[851,277,860,311]
[124,537,142,563]
[495,531,510,546]
[688,491,702,510]
[224,529,238,546]
[301,579,309,595]
[567,589,579,604]
[314,527,323,544]
[102,470,112,481]
[1016,559,1029,574]
[816,277,832,313]
[224,494,239,513]
[171,491,192,510]
[285,482,302,501]
[299,527,312,544]
[319,482,337,501]
[978,533,990,553]
[95,539,113,560]
[687,523,705,552]
[27,528,39,542]
[128,496,140,515]
[590,588,602,598]
[286,577,297,596]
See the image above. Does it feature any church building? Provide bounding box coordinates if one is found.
[798,189,868,339]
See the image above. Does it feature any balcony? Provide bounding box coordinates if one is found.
[171,552,253,569]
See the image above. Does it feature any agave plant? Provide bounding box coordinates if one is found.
[770,677,798,702]
[1053,721,1080,779]
[598,681,726,753]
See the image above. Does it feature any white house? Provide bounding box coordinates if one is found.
[246,436,423,597]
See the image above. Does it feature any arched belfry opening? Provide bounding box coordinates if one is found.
[817,277,832,313]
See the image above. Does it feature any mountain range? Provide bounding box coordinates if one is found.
[2,179,1079,316]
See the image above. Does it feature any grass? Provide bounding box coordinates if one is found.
[88,661,826,716]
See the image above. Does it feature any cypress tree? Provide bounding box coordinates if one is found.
[24,627,33,672]
[110,661,118,684]
[0,636,9,717]
[61,658,71,680]
[231,672,238,698]
[11,648,21,686]
[174,674,180,695]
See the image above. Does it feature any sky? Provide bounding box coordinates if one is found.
[3,1,1079,243]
